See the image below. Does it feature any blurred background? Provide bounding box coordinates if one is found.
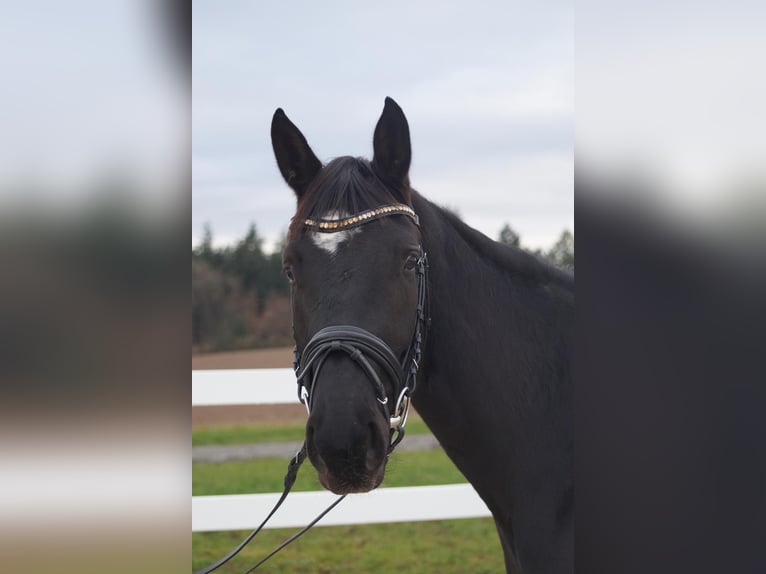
[191,1,574,356]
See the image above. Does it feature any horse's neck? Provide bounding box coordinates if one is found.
[411,190,573,486]
[413,191,572,380]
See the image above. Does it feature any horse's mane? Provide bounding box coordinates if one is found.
[290,157,573,293]
[290,156,401,238]
[420,194,574,293]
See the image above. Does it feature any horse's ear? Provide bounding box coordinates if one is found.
[372,97,412,202]
[271,108,322,198]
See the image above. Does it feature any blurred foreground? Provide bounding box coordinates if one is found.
[0,1,189,572]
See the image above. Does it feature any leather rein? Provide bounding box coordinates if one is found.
[196,203,429,574]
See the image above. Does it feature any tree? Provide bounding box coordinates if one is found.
[194,222,225,267]
[228,223,265,292]
[191,222,296,351]
[196,222,213,258]
[546,229,574,270]
[192,258,256,351]
[262,232,290,297]
[498,223,521,247]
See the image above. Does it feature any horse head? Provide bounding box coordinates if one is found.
[271,98,426,494]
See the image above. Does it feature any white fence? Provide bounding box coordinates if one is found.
[192,369,491,532]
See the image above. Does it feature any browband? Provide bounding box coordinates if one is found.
[303,203,419,233]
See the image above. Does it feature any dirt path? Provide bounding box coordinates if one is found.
[192,404,307,427]
[192,347,294,370]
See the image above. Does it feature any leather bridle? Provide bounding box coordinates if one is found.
[294,257,428,450]
[196,203,429,574]
[294,202,428,449]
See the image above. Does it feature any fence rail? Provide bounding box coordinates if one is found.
[193,368,297,406]
[192,368,491,531]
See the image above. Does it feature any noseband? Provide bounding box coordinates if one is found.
[293,203,429,449]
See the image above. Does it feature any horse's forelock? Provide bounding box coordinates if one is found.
[289,157,404,239]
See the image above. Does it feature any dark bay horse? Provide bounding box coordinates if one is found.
[271,98,573,573]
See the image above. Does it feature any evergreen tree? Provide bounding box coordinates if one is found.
[229,223,265,292]
[547,229,574,269]
[194,222,224,267]
[196,222,213,259]
[498,223,521,247]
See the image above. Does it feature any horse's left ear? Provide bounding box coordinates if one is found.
[372,97,412,202]
[271,108,322,199]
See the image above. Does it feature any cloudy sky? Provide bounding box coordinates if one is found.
[193,0,573,251]
[0,1,183,207]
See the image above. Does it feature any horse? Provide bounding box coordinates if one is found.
[271,97,574,574]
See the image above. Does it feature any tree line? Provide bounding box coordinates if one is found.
[192,223,291,352]
[192,223,573,352]
[498,224,574,269]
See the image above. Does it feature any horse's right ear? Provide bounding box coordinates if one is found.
[271,108,322,198]
[372,97,412,200]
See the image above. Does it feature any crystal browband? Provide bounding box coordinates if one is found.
[303,203,419,232]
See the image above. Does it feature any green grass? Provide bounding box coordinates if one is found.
[192,418,431,447]
[192,519,504,573]
[193,426,505,572]
[192,424,306,447]
[193,448,466,496]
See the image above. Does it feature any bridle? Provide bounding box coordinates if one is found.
[294,203,428,449]
[196,203,429,574]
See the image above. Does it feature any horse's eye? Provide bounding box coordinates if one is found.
[284,265,296,283]
[404,254,419,271]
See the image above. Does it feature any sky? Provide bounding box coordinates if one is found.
[0,1,184,207]
[192,1,574,251]
[0,1,759,248]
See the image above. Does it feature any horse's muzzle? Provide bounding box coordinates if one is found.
[306,410,389,494]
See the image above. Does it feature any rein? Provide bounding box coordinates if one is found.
[195,203,428,574]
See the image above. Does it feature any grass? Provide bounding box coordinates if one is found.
[192,417,431,447]
[192,424,306,447]
[193,425,505,573]
[193,448,467,496]
[192,519,504,573]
